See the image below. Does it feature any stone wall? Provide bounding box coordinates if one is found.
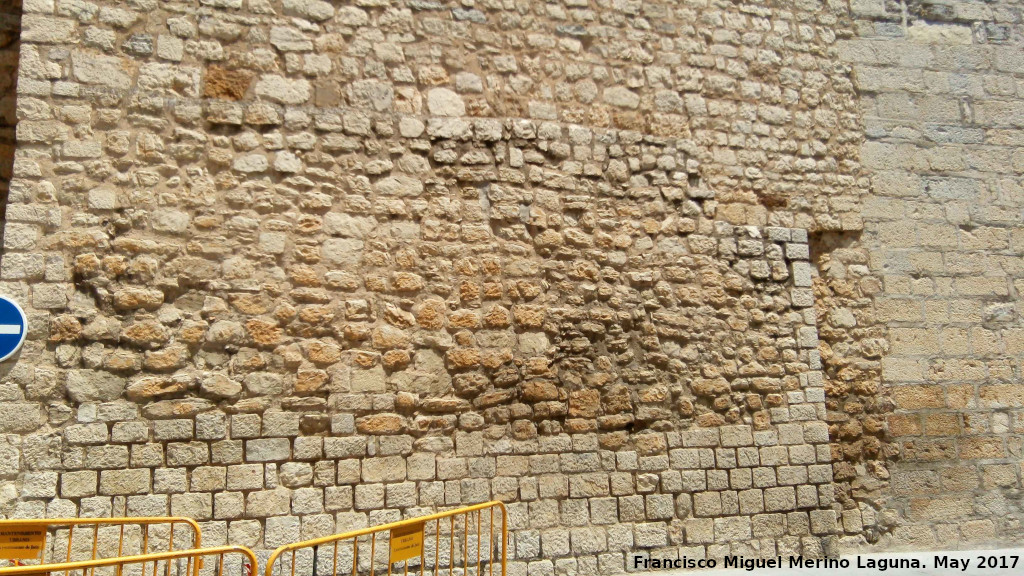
[0,0,22,239]
[0,0,854,571]
[12,0,1024,564]
[835,0,1024,551]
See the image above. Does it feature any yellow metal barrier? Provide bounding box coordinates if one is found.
[0,518,201,567]
[0,545,255,576]
[265,502,507,576]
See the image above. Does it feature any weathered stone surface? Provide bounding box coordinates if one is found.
[269,27,312,52]
[233,154,268,173]
[374,175,423,197]
[349,80,393,111]
[207,321,245,346]
[121,320,170,348]
[322,238,363,267]
[244,373,283,396]
[356,414,404,435]
[125,373,191,400]
[323,213,376,238]
[49,314,82,342]
[204,67,251,100]
[200,374,242,399]
[141,399,215,419]
[399,117,424,138]
[22,15,77,43]
[426,88,465,117]
[67,370,126,402]
[99,469,150,495]
[70,51,133,89]
[255,75,311,105]
[273,151,302,173]
[282,0,333,21]
[370,325,409,350]
[0,404,44,433]
[603,87,640,109]
[246,438,291,462]
[112,288,164,310]
[246,320,283,348]
[143,345,190,371]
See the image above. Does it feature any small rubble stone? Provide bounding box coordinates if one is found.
[426,88,465,117]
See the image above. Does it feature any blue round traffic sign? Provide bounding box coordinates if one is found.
[0,296,27,362]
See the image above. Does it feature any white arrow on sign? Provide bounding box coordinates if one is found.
[0,326,20,335]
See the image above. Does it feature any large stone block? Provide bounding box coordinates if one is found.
[66,371,125,403]
[99,469,150,496]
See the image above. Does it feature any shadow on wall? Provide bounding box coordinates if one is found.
[0,0,21,248]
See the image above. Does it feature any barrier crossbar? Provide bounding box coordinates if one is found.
[0,545,256,576]
[0,518,202,567]
[265,501,507,576]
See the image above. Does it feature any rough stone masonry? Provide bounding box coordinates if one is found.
[0,0,1022,572]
